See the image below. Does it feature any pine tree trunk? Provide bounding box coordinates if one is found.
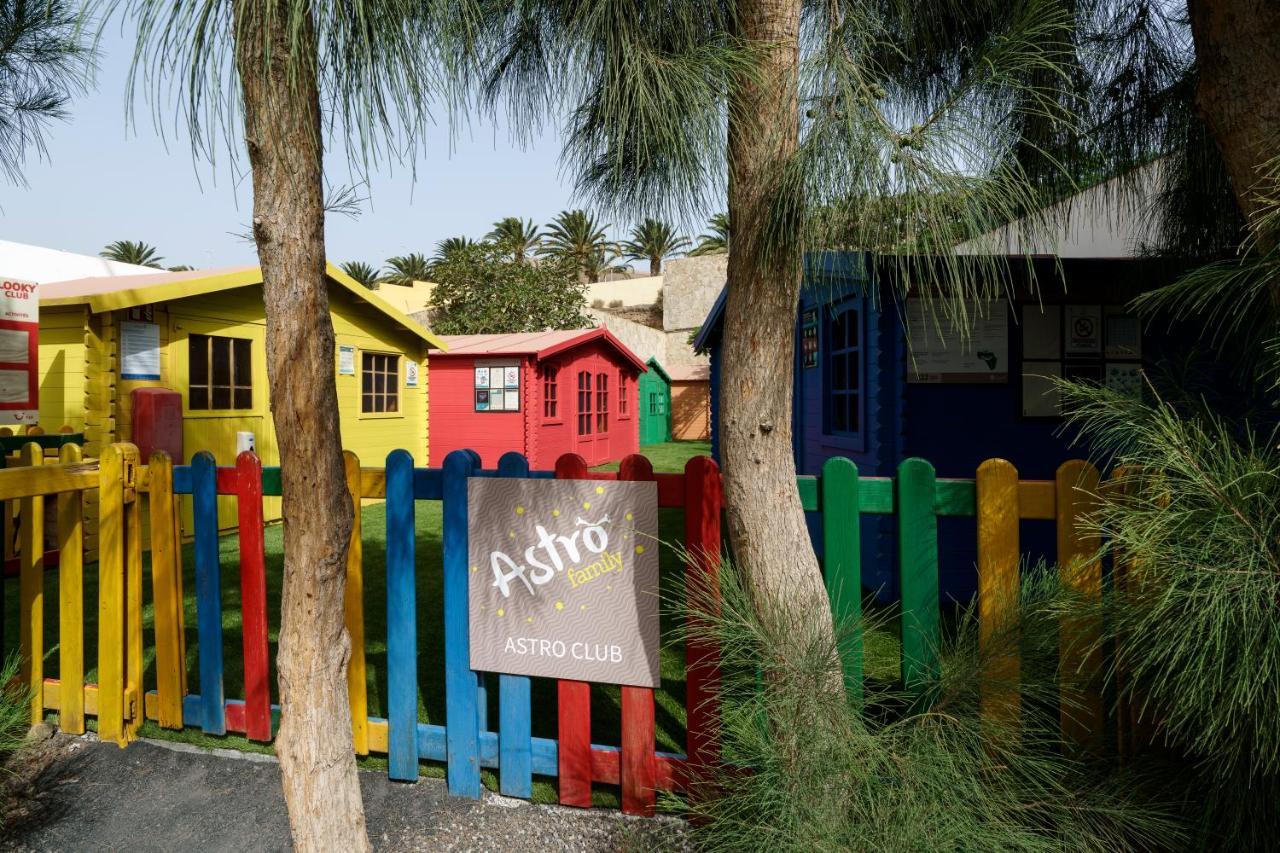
[722,0,837,664]
[232,4,370,850]
[1188,0,1280,236]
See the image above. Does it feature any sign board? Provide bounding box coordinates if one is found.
[338,345,356,375]
[405,360,419,388]
[1065,305,1102,355]
[800,309,819,369]
[0,277,39,424]
[121,321,162,380]
[468,478,661,687]
[906,299,1008,383]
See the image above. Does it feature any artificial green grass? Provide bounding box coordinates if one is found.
[594,439,712,473]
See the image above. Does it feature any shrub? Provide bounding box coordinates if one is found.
[0,654,31,761]
[608,299,623,308]
[669,558,1177,852]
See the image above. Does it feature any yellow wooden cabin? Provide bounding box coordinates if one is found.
[36,264,443,535]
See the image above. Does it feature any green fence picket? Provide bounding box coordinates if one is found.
[820,457,862,699]
[897,458,939,698]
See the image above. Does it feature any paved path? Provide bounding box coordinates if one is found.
[2,736,687,852]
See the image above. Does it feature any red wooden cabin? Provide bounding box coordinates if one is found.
[428,329,647,468]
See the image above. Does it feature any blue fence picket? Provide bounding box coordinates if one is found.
[495,451,534,798]
[386,450,419,781]
[191,451,225,735]
[442,450,482,798]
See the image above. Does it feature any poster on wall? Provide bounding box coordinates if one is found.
[468,478,661,686]
[800,309,819,369]
[1021,305,1062,359]
[405,361,419,387]
[1065,305,1102,355]
[1022,361,1062,417]
[1106,362,1143,399]
[905,299,1008,383]
[0,276,38,424]
[338,345,356,375]
[475,361,520,412]
[1105,312,1142,359]
[475,367,490,388]
[121,321,161,380]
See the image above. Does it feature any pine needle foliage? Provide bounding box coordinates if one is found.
[667,556,1177,852]
[1054,377,1280,848]
[0,655,29,759]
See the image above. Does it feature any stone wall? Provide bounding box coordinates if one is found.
[661,255,727,333]
[585,308,667,365]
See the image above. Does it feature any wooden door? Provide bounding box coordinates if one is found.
[573,367,595,462]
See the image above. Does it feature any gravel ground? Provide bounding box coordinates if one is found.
[1,733,689,852]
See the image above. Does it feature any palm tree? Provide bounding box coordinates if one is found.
[486,216,540,263]
[100,240,164,268]
[0,0,89,184]
[381,253,431,285]
[622,218,690,276]
[339,260,380,289]
[103,0,466,845]
[430,236,475,268]
[688,212,729,256]
[539,209,614,282]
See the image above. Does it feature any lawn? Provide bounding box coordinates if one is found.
[1,439,716,804]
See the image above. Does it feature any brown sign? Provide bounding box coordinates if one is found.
[467,477,660,687]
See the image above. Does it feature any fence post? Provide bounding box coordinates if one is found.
[554,453,594,808]
[898,458,939,699]
[97,444,127,744]
[618,454,657,817]
[148,451,185,729]
[122,443,143,742]
[442,449,481,796]
[343,451,369,756]
[684,454,723,804]
[192,451,225,735]
[56,443,85,734]
[236,451,271,741]
[17,443,44,725]
[976,458,1021,728]
[495,452,533,800]
[821,456,862,699]
[1056,460,1104,750]
[386,449,419,782]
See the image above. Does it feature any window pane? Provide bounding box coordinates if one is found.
[847,395,859,431]
[212,386,231,409]
[386,389,398,413]
[833,354,846,390]
[190,387,208,410]
[234,388,252,409]
[211,337,231,386]
[846,354,858,390]
[363,370,372,393]
[846,313,858,347]
[189,335,208,385]
[233,339,251,386]
[832,396,847,432]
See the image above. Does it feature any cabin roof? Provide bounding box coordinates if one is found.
[431,328,647,372]
[39,263,445,349]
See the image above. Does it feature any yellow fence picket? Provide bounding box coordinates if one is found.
[976,458,1020,729]
[344,451,369,755]
[123,444,143,741]
[1056,459,1104,750]
[97,444,127,745]
[57,444,85,734]
[148,451,185,728]
[18,443,44,724]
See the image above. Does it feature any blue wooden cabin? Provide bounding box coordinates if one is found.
[695,251,1177,600]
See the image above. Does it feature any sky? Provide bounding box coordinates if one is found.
[1,25,623,271]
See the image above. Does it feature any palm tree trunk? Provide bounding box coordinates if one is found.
[1189,0,1280,239]
[651,257,661,276]
[233,3,369,850]
[722,0,838,673]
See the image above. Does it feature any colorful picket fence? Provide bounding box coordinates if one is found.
[0,444,1116,816]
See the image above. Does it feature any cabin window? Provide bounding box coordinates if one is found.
[362,352,400,413]
[824,300,861,436]
[188,333,252,411]
[648,391,665,416]
[577,370,593,435]
[596,373,609,433]
[543,367,559,419]
[618,373,629,416]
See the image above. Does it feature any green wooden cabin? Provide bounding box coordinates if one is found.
[638,357,672,445]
